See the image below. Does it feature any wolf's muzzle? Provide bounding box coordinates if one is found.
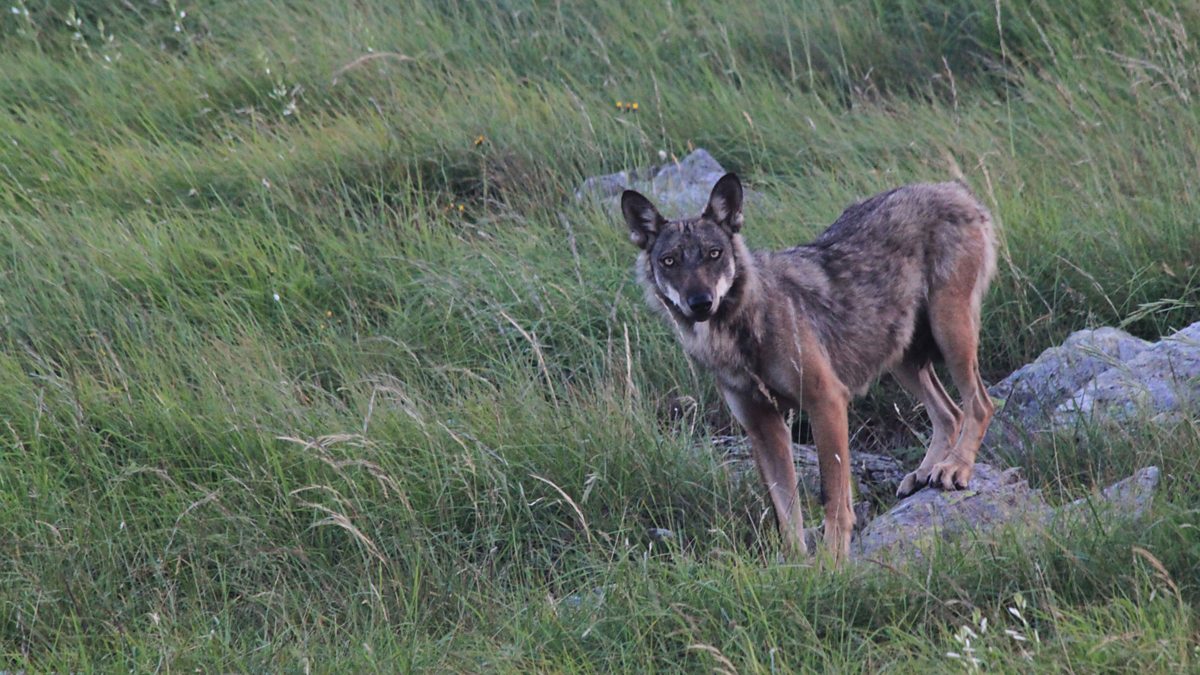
[687,292,714,320]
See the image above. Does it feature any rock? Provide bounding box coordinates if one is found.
[855,464,1160,560]
[1060,465,1160,521]
[984,321,1200,456]
[1053,322,1200,426]
[983,327,1151,455]
[647,527,675,542]
[557,586,607,613]
[576,148,734,218]
[855,463,1051,557]
[988,327,1151,418]
[713,436,906,508]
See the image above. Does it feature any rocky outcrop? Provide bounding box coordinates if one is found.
[983,327,1151,453]
[576,148,733,218]
[714,432,1161,560]
[1053,322,1200,426]
[985,321,1200,455]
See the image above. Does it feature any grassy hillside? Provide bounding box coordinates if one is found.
[1,0,1198,670]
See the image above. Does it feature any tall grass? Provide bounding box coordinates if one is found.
[2,0,1198,670]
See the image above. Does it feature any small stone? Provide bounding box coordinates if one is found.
[1059,465,1160,523]
[647,527,674,541]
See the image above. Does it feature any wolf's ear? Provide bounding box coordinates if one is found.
[622,190,664,249]
[703,173,744,233]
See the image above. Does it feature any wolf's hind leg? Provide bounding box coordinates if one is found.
[893,361,963,498]
[926,267,995,491]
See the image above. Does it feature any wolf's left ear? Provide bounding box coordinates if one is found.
[703,173,744,233]
[622,190,665,250]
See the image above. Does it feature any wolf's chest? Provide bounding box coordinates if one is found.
[680,322,755,391]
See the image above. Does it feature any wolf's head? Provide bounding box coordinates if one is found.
[622,173,744,323]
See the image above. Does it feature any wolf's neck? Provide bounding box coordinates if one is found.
[710,244,766,341]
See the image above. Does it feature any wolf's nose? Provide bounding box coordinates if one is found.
[688,293,713,315]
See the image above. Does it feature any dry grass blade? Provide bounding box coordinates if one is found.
[686,643,739,674]
[301,500,389,565]
[499,309,560,408]
[332,52,416,83]
[530,474,592,545]
[1131,546,1181,602]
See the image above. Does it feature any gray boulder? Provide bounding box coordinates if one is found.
[576,148,732,218]
[1053,322,1200,426]
[983,327,1151,455]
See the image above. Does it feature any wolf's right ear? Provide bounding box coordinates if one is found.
[621,190,664,250]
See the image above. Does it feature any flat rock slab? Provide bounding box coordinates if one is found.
[855,463,1160,560]
[855,463,1050,557]
[705,437,1159,562]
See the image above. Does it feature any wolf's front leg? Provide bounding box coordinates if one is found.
[721,388,807,557]
[805,376,855,562]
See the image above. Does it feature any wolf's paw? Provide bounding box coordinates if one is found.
[821,519,853,565]
[928,460,973,491]
[896,469,931,498]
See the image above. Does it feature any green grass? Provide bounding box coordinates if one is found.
[2,0,1199,670]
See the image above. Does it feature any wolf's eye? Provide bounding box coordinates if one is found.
[708,248,722,260]
[660,256,675,267]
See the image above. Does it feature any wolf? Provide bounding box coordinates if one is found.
[621,174,996,561]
